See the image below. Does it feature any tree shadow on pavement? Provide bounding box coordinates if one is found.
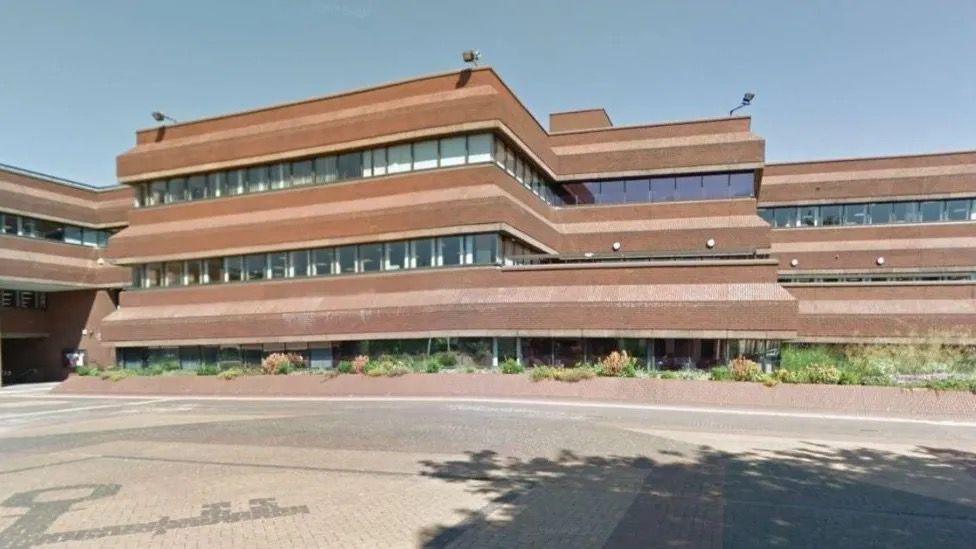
[417,445,976,548]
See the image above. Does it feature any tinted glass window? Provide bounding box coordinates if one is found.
[385,241,408,271]
[439,236,463,266]
[145,263,162,287]
[337,153,363,180]
[891,201,916,223]
[167,178,186,203]
[774,207,797,228]
[945,199,970,221]
[600,181,626,204]
[338,246,357,273]
[225,257,243,282]
[207,172,226,197]
[674,176,702,201]
[439,136,467,167]
[314,156,337,183]
[188,175,207,200]
[311,249,333,276]
[869,202,892,224]
[204,258,223,284]
[472,234,497,264]
[358,243,383,272]
[843,204,867,225]
[164,262,183,286]
[247,166,268,193]
[413,140,438,170]
[624,179,649,203]
[291,160,313,186]
[269,163,290,189]
[290,251,309,277]
[701,174,729,199]
[799,206,818,227]
[245,254,266,280]
[729,172,754,197]
[758,209,773,225]
[269,252,288,278]
[467,134,493,163]
[226,170,246,195]
[920,201,942,222]
[413,238,434,268]
[186,261,201,284]
[150,181,167,205]
[821,205,842,226]
[387,144,412,173]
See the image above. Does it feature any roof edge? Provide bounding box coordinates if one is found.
[0,162,123,192]
[768,148,976,167]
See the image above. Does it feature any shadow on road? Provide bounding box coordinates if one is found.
[418,444,976,548]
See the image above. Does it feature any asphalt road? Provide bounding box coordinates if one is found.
[0,384,974,548]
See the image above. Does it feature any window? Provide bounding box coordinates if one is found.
[624,179,649,203]
[599,181,626,204]
[439,136,466,167]
[131,266,143,288]
[650,177,676,202]
[467,134,493,163]
[19,291,35,309]
[338,246,357,273]
[311,248,334,276]
[413,140,438,170]
[225,256,243,282]
[145,263,162,287]
[387,144,412,174]
[358,243,383,272]
[891,201,916,223]
[1,214,15,234]
[207,172,226,198]
[167,178,186,203]
[97,230,109,248]
[19,217,37,237]
[245,254,267,280]
[314,156,338,184]
[798,206,819,227]
[82,229,98,247]
[774,207,797,228]
[370,148,387,176]
[758,209,774,225]
[37,219,63,241]
[0,290,14,308]
[336,152,363,179]
[843,203,868,225]
[290,250,309,277]
[945,199,970,221]
[385,241,408,271]
[361,150,374,177]
[204,258,223,284]
[269,163,290,189]
[674,176,703,201]
[413,238,435,268]
[439,236,464,266]
[164,262,183,287]
[150,180,167,205]
[291,160,313,186]
[920,201,942,222]
[701,174,729,199]
[186,260,201,284]
[247,166,269,193]
[504,144,516,175]
[188,175,207,200]
[730,172,754,197]
[472,234,497,264]
[820,205,842,226]
[226,170,246,195]
[869,202,892,224]
[269,252,288,278]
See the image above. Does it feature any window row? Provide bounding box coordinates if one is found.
[554,172,755,206]
[131,232,517,289]
[759,198,976,228]
[779,272,976,284]
[0,212,113,248]
[137,133,498,207]
[0,289,47,310]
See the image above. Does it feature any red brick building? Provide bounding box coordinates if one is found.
[2,68,973,380]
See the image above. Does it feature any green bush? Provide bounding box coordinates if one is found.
[531,365,597,382]
[729,357,763,382]
[336,361,354,374]
[364,360,412,377]
[501,359,524,374]
[196,364,220,376]
[100,369,135,382]
[804,364,841,384]
[217,368,244,380]
[923,377,976,393]
[75,366,100,377]
[425,362,442,374]
[709,366,732,381]
[434,352,458,367]
[781,344,844,370]
[621,363,637,378]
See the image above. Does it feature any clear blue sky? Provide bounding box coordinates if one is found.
[2,1,974,186]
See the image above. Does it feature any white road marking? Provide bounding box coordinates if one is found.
[9,394,976,428]
[0,398,176,420]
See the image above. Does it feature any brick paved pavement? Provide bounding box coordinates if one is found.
[0,392,973,547]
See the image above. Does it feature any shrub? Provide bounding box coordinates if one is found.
[337,361,354,374]
[352,355,370,374]
[709,366,732,381]
[364,359,412,377]
[501,359,524,374]
[804,364,841,384]
[217,368,244,380]
[100,369,134,382]
[75,366,100,377]
[196,364,220,376]
[425,361,442,374]
[261,352,305,375]
[599,351,636,377]
[621,362,637,378]
[924,377,976,393]
[761,374,780,387]
[729,357,763,382]
[773,368,798,383]
[781,344,844,370]
[531,365,597,382]
[434,352,458,368]
[463,365,478,374]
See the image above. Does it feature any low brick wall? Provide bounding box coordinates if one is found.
[55,373,976,419]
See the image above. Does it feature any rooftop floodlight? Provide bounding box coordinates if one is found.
[462,49,481,67]
[729,92,756,116]
[151,111,178,124]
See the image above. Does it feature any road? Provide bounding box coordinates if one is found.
[0,383,974,548]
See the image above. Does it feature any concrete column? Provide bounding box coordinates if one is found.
[491,337,499,367]
[515,337,522,365]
